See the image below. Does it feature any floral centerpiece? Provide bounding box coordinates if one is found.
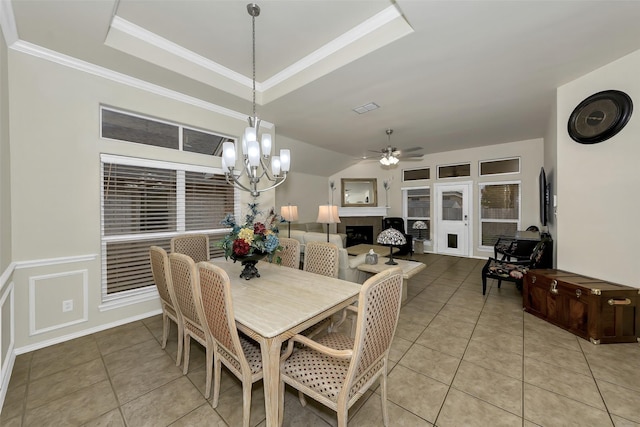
[219,203,283,279]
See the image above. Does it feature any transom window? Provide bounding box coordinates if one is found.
[438,163,471,179]
[479,157,520,176]
[403,167,430,181]
[100,107,234,156]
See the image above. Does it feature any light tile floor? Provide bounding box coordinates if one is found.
[2,254,639,426]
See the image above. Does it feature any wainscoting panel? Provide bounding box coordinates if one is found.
[29,270,89,336]
[0,280,15,412]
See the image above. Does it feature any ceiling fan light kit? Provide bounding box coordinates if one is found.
[375,129,423,166]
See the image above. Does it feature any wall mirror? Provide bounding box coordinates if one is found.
[341,178,378,207]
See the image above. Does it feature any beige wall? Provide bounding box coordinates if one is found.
[0,25,10,273]
[0,26,14,405]
[330,138,544,258]
[557,49,640,288]
[273,134,351,227]
[544,92,558,267]
[7,49,252,349]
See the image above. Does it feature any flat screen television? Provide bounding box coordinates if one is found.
[539,167,549,226]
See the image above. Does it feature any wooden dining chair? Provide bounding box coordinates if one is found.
[149,246,183,366]
[171,234,210,262]
[303,241,339,278]
[277,237,300,269]
[278,267,404,427]
[195,262,264,427]
[168,252,214,398]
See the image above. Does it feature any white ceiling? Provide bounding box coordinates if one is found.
[8,0,640,172]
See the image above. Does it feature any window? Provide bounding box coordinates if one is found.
[438,163,471,179]
[403,167,430,181]
[479,157,520,176]
[403,187,431,241]
[101,107,234,156]
[101,154,236,305]
[479,181,520,248]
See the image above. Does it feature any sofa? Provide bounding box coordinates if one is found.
[288,229,367,283]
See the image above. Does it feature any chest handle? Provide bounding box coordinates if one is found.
[550,280,558,295]
[608,298,631,306]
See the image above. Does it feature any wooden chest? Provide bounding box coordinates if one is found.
[524,269,640,344]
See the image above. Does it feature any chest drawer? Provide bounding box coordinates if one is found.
[524,269,639,344]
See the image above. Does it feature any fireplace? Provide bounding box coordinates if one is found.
[346,225,374,247]
[339,216,384,247]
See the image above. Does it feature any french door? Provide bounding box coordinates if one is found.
[434,182,472,256]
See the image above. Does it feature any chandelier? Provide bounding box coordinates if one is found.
[379,129,400,166]
[221,3,291,197]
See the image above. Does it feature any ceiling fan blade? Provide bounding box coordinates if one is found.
[403,146,423,152]
[402,153,424,158]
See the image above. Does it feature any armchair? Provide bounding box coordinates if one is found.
[381,217,413,256]
[482,237,551,295]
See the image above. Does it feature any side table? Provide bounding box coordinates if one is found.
[414,239,425,254]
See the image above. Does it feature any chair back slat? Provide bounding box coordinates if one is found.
[278,237,300,269]
[197,263,242,360]
[149,246,174,307]
[171,234,210,263]
[529,238,549,267]
[348,268,403,398]
[169,252,202,327]
[304,241,339,278]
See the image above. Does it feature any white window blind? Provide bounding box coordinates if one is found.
[101,155,234,299]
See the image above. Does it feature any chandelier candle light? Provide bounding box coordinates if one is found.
[221,3,291,197]
[377,228,406,265]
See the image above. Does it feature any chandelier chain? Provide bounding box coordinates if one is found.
[251,12,256,118]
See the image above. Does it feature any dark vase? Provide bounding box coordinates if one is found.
[232,251,267,280]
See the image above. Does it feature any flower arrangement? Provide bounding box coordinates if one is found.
[219,203,283,262]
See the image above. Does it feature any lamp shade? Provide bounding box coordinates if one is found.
[222,141,236,170]
[412,221,427,230]
[280,149,291,172]
[377,228,406,246]
[317,205,340,224]
[271,156,281,176]
[280,205,299,222]
[247,140,260,166]
[261,133,272,157]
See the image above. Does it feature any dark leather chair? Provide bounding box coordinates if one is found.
[381,217,413,256]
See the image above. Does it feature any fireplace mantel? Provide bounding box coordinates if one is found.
[338,206,389,217]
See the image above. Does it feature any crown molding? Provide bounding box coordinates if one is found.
[263,5,406,91]
[105,4,412,105]
[8,40,275,129]
[109,16,255,90]
[0,0,18,46]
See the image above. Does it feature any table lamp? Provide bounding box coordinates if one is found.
[377,228,406,265]
[280,205,299,238]
[317,205,340,242]
[412,220,427,240]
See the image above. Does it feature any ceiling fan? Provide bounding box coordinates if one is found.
[370,129,423,165]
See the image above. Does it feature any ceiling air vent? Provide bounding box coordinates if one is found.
[353,102,380,114]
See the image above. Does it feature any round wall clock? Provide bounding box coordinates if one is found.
[567,90,633,144]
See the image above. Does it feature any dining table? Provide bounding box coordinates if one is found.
[208,257,362,427]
